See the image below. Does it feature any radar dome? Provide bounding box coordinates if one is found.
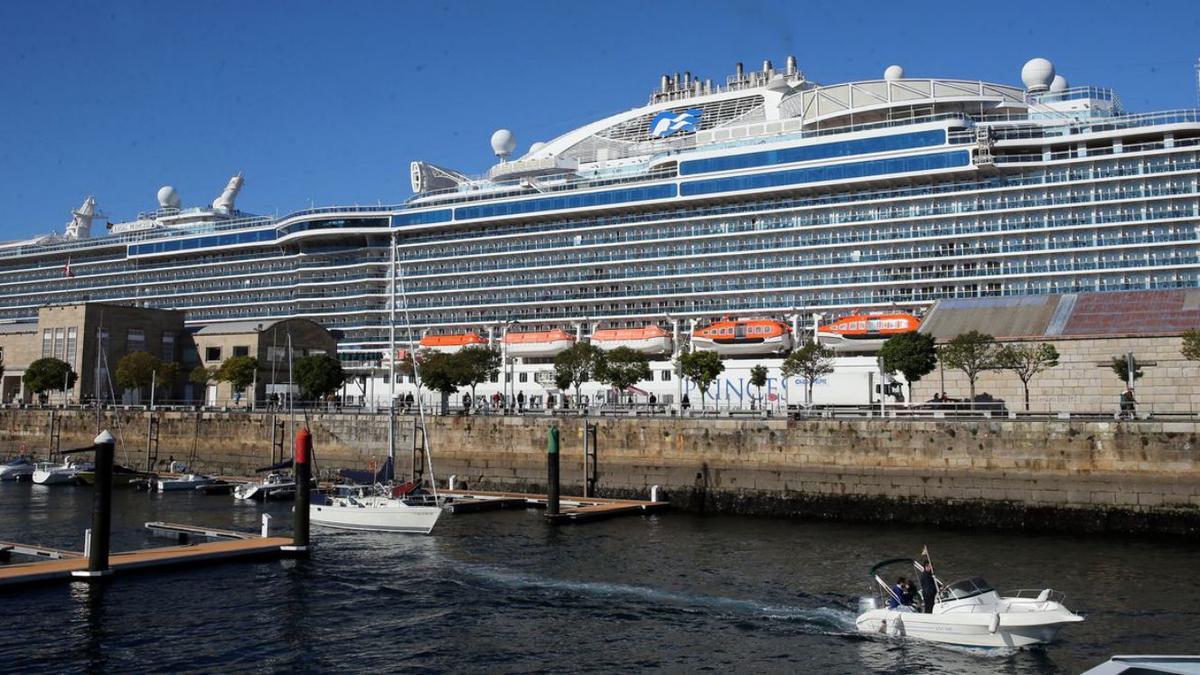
[883,65,904,81]
[491,129,517,159]
[157,185,181,209]
[528,141,547,155]
[1021,57,1055,92]
[1049,74,1068,93]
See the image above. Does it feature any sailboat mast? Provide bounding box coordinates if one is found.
[387,231,397,482]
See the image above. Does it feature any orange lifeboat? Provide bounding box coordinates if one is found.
[818,313,920,340]
[590,326,673,355]
[690,318,792,355]
[418,332,489,354]
[502,329,575,358]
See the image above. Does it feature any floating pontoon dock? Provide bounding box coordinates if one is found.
[442,489,668,523]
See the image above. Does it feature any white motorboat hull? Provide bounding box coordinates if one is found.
[32,468,81,485]
[158,474,216,492]
[856,606,1084,648]
[0,464,35,481]
[592,336,673,355]
[310,498,441,534]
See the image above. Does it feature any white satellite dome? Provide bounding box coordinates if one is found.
[157,185,181,209]
[1021,57,1055,92]
[883,65,904,81]
[528,141,547,155]
[1049,74,1069,93]
[491,129,517,159]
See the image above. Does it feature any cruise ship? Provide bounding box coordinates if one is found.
[3,56,1198,406]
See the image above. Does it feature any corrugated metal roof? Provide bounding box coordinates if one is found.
[191,319,289,335]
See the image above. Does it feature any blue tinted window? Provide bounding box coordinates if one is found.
[455,183,677,220]
[680,151,969,197]
[392,209,452,227]
[130,228,278,256]
[679,129,947,176]
[278,217,388,236]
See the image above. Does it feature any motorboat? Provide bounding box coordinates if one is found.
[1081,655,1200,674]
[0,456,36,481]
[590,326,673,355]
[502,329,575,358]
[855,558,1084,648]
[233,471,296,501]
[691,317,792,355]
[31,459,93,486]
[75,464,156,488]
[157,473,217,492]
[419,332,489,354]
[310,483,441,534]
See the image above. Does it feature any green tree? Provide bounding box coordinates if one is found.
[996,343,1060,411]
[115,352,177,397]
[23,358,77,401]
[1110,354,1144,386]
[878,332,938,403]
[675,349,725,411]
[749,364,769,409]
[217,355,258,405]
[597,347,652,405]
[189,365,216,387]
[457,346,501,403]
[418,351,467,397]
[294,354,345,400]
[553,342,606,407]
[939,331,1000,409]
[781,342,835,406]
[1182,329,1200,362]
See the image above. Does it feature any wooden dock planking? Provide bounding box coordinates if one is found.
[0,537,294,589]
[0,541,84,560]
[441,489,668,522]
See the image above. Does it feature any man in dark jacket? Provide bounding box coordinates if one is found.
[919,560,938,613]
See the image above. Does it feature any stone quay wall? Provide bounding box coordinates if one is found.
[2,409,1197,535]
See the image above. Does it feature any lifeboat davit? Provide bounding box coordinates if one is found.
[503,329,575,358]
[590,326,673,355]
[419,332,489,354]
[690,318,792,356]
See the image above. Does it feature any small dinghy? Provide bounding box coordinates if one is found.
[0,456,36,481]
[855,557,1084,648]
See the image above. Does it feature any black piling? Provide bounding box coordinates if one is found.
[546,425,560,516]
[70,430,115,579]
[289,427,312,553]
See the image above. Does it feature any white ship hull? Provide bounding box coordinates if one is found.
[310,497,441,534]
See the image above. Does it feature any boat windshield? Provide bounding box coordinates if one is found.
[939,576,995,601]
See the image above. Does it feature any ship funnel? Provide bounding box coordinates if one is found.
[661,74,670,92]
[735,62,744,78]
[211,174,244,214]
[683,71,691,88]
[786,55,797,75]
[64,196,96,240]
[762,59,772,73]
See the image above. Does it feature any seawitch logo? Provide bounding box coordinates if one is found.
[649,108,703,138]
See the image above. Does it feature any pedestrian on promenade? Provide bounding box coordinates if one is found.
[681,393,690,412]
[517,390,525,412]
[462,393,472,413]
[1119,387,1136,419]
[649,392,657,413]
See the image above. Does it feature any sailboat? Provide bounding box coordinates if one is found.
[309,233,442,534]
[0,455,36,481]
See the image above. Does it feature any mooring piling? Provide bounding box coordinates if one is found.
[284,427,312,553]
[546,425,560,516]
[72,430,115,579]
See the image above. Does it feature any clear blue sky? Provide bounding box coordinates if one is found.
[2,0,1199,239]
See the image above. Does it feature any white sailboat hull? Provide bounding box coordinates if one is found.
[310,498,441,534]
[0,463,34,481]
[32,465,84,485]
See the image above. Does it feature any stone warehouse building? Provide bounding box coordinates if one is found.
[0,304,336,405]
[915,289,1200,414]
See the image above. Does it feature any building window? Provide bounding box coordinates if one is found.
[182,346,199,365]
[489,373,498,383]
[519,372,528,383]
[205,347,222,362]
[128,329,145,352]
[42,329,52,359]
[660,370,671,381]
[53,328,65,360]
[233,345,250,358]
[161,332,175,362]
[267,346,286,363]
[65,328,77,368]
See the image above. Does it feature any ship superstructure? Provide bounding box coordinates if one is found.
[1,56,1197,402]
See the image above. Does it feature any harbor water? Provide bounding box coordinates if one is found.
[0,482,1197,674]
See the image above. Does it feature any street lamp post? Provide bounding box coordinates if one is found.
[502,319,518,413]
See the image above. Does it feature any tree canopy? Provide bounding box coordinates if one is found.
[781,342,835,406]
[939,331,1000,407]
[553,342,606,404]
[216,356,258,394]
[996,343,1059,411]
[597,347,652,400]
[675,349,724,409]
[878,332,938,401]
[115,352,176,392]
[294,354,345,400]
[1110,354,1144,385]
[1182,329,1200,362]
[23,358,77,396]
[418,351,468,396]
[457,346,501,400]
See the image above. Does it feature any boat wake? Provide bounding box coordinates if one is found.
[458,564,858,635]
